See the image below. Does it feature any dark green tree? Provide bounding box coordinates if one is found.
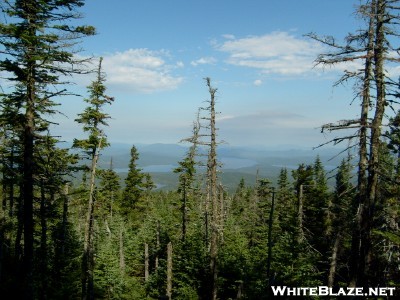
[73,57,114,300]
[309,157,330,274]
[174,118,199,243]
[328,158,355,286]
[121,145,145,216]
[98,160,121,219]
[0,1,95,297]
[290,164,323,286]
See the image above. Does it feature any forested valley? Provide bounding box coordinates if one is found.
[0,0,400,299]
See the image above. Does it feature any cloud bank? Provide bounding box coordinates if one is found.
[102,49,183,93]
[217,32,327,75]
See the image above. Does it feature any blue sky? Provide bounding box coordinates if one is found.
[53,0,374,148]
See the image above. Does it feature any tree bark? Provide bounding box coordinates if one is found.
[350,0,376,287]
[22,10,37,295]
[297,185,305,243]
[166,242,173,300]
[144,243,149,282]
[82,138,102,300]
[207,78,219,300]
[328,232,341,287]
[363,0,386,286]
[39,180,48,300]
[155,221,160,270]
[182,178,187,243]
[119,226,125,273]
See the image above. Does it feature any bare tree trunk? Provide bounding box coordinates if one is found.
[362,0,385,286]
[54,184,69,285]
[350,0,376,287]
[61,185,69,257]
[82,138,102,300]
[328,232,341,287]
[267,189,275,284]
[15,190,23,261]
[22,40,36,300]
[105,219,112,237]
[219,185,225,244]
[166,242,173,300]
[351,0,386,288]
[119,226,125,273]
[6,146,15,217]
[110,158,114,220]
[237,281,244,299]
[204,194,210,247]
[206,78,219,300]
[155,221,160,270]
[297,184,305,243]
[144,243,149,282]
[39,180,48,300]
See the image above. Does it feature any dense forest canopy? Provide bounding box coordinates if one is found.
[0,0,399,299]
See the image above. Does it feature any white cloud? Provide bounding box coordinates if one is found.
[218,111,315,129]
[217,31,325,75]
[101,49,183,93]
[222,34,235,40]
[216,115,235,121]
[190,56,217,66]
[253,79,262,86]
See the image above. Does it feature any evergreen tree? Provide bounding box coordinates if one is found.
[98,161,121,219]
[310,0,400,286]
[174,118,199,243]
[309,157,330,277]
[290,163,323,285]
[73,57,114,300]
[121,145,145,216]
[276,168,294,231]
[0,1,94,297]
[328,158,355,286]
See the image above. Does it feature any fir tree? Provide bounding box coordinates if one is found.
[121,145,145,215]
[0,1,95,297]
[73,57,114,300]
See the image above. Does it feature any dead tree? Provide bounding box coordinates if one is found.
[175,112,201,243]
[182,77,224,299]
[166,242,173,300]
[144,243,149,282]
[309,0,399,287]
[82,137,102,300]
[204,77,220,300]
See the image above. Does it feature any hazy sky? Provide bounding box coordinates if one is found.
[51,0,377,148]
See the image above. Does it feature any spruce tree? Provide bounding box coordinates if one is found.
[174,118,199,243]
[0,1,94,297]
[73,57,114,300]
[98,161,121,219]
[121,145,145,216]
[328,158,354,286]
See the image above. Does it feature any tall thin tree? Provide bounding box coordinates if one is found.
[0,1,95,297]
[73,57,114,300]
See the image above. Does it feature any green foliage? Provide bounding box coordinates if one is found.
[0,1,399,296]
[73,57,113,158]
[98,165,121,218]
[121,145,148,215]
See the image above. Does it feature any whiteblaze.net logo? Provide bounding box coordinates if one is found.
[271,286,397,297]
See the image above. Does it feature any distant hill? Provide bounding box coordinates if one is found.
[97,143,350,191]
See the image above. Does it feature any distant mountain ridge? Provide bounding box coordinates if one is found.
[94,143,348,191]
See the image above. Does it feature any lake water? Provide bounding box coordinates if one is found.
[114,164,177,173]
[114,157,257,173]
[220,157,257,169]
